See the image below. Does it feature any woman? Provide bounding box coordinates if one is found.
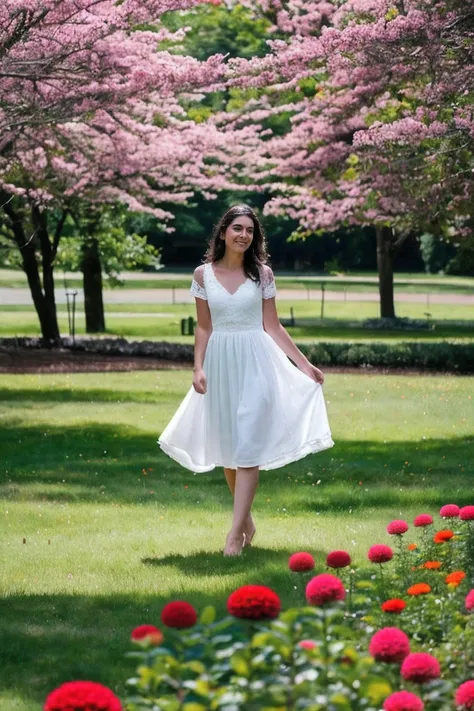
[158,204,334,556]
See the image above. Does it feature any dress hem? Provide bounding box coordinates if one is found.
[158,435,335,474]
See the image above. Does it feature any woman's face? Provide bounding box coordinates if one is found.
[221,215,254,254]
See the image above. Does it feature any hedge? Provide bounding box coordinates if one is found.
[1,337,473,373]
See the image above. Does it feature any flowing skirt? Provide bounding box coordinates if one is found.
[158,329,334,472]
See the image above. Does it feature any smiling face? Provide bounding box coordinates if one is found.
[221,215,254,254]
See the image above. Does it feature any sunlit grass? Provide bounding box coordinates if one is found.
[0,370,473,709]
[1,301,473,342]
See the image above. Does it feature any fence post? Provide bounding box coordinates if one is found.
[320,282,325,319]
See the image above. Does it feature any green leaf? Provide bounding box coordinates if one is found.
[230,652,250,677]
[199,605,216,625]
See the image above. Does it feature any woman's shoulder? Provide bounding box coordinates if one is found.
[193,263,207,286]
[259,263,274,282]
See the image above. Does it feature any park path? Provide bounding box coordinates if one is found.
[1,286,473,306]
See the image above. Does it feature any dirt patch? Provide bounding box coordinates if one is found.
[0,347,455,376]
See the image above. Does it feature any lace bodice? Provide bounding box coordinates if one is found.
[190,262,276,332]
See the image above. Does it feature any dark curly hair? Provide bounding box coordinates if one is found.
[203,204,270,284]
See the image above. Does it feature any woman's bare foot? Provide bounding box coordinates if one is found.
[223,531,244,556]
[243,514,256,547]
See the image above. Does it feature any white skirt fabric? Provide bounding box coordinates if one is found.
[158,328,334,473]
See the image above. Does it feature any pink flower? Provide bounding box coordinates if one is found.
[298,640,317,650]
[456,680,474,709]
[305,573,346,606]
[460,506,474,521]
[289,552,315,572]
[368,544,393,563]
[440,504,460,518]
[383,690,424,711]
[369,627,410,663]
[414,514,433,527]
[401,652,441,683]
[465,590,474,611]
[326,550,351,568]
[130,625,163,647]
[387,520,409,535]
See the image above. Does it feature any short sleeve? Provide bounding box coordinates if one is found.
[190,265,207,300]
[261,265,276,299]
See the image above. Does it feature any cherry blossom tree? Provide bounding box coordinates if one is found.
[0,0,238,341]
[221,0,474,316]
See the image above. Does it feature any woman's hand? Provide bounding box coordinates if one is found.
[299,362,324,385]
[192,368,207,394]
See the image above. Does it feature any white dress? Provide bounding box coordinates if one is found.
[158,262,334,472]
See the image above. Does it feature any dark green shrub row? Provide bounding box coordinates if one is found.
[1,337,472,372]
[300,341,474,372]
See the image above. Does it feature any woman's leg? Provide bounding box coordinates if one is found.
[224,467,256,542]
[224,465,259,555]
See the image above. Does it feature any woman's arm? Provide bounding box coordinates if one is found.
[263,296,324,384]
[192,283,213,393]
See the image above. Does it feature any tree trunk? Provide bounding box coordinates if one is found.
[2,195,60,343]
[82,237,106,333]
[376,225,396,318]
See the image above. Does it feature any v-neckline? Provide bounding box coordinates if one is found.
[208,262,249,296]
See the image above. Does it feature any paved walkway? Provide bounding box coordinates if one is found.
[1,286,473,306]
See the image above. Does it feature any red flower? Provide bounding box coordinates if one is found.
[422,561,442,570]
[445,571,466,587]
[288,552,315,572]
[305,573,345,606]
[381,599,406,614]
[465,590,474,611]
[227,585,281,620]
[131,625,163,647]
[407,583,431,596]
[414,514,433,527]
[401,652,441,684]
[161,601,197,628]
[456,680,474,709]
[326,550,351,568]
[440,504,460,518]
[460,506,474,521]
[44,681,122,711]
[434,529,454,543]
[368,544,393,563]
[369,627,410,663]
[298,640,317,650]
[383,690,424,711]
[387,520,409,535]
[407,543,417,551]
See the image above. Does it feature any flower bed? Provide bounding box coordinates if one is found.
[44,505,474,710]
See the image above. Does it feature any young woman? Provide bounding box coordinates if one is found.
[158,204,334,556]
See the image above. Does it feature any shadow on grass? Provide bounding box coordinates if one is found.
[0,420,473,511]
[0,387,161,404]
[0,550,319,709]
[142,544,308,577]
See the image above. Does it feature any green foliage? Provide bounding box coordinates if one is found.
[124,515,474,710]
[419,233,454,274]
[56,205,161,286]
[162,4,272,61]
[300,340,474,372]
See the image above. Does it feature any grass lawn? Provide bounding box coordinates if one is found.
[0,369,473,710]
[1,301,473,342]
[1,267,474,293]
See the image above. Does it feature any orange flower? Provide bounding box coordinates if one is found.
[422,561,442,570]
[445,571,466,587]
[408,583,431,596]
[434,530,454,544]
[407,543,417,551]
